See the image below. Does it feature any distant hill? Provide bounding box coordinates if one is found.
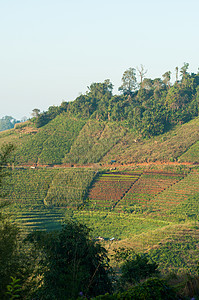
[0,116,21,132]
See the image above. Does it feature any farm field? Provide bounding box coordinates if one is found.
[100,116,199,164]
[114,172,184,213]
[1,116,199,167]
[88,172,141,210]
[1,165,199,274]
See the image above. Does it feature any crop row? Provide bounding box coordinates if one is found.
[2,168,59,204]
[44,168,97,207]
[88,173,141,210]
[14,115,86,165]
[114,173,182,213]
[64,121,127,164]
[148,172,199,219]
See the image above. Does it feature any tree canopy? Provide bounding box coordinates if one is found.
[32,63,199,138]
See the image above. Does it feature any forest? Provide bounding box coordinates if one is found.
[33,63,199,138]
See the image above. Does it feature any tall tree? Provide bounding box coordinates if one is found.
[175,66,179,82]
[180,62,189,86]
[119,68,137,95]
[137,64,147,88]
[31,108,40,118]
[180,62,189,78]
[162,71,171,89]
[29,221,112,299]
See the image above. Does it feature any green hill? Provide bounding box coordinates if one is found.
[1,67,199,276]
[1,66,199,166]
[0,115,199,166]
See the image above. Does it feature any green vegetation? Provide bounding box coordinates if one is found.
[94,278,178,300]
[13,115,86,165]
[44,168,97,207]
[64,120,126,164]
[32,63,199,140]
[179,140,199,163]
[1,64,199,298]
[1,63,199,166]
[28,221,112,299]
[2,166,199,276]
[0,116,21,132]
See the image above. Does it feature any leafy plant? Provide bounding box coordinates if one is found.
[6,277,21,300]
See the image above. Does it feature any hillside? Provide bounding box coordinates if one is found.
[1,164,199,275]
[1,66,199,165]
[1,67,199,278]
[0,115,199,166]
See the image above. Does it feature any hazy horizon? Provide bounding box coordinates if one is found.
[1,0,199,120]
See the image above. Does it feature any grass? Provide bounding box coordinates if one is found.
[100,116,199,164]
[64,120,127,164]
[0,116,198,165]
[44,168,97,207]
[178,140,199,163]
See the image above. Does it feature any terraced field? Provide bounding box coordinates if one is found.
[44,168,97,207]
[114,172,184,213]
[1,167,98,232]
[88,171,186,214]
[88,172,141,210]
[10,205,64,233]
[148,170,199,219]
[2,165,199,274]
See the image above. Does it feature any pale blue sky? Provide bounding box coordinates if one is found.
[0,0,199,119]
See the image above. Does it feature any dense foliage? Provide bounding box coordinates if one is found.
[0,116,21,132]
[33,63,199,138]
[28,221,112,299]
[94,278,178,300]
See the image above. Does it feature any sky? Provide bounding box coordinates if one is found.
[0,0,199,119]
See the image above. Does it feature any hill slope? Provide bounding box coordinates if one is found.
[1,164,199,274]
[0,115,199,165]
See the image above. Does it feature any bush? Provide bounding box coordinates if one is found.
[94,277,178,299]
[28,221,112,299]
[120,253,159,285]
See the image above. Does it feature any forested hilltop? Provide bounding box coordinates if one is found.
[1,63,199,166]
[34,63,199,137]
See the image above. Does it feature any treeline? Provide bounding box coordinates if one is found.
[0,116,23,132]
[33,63,199,137]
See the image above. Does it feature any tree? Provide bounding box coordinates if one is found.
[180,62,189,78]
[142,78,153,90]
[175,66,179,82]
[120,253,159,285]
[119,68,137,95]
[0,143,22,299]
[0,214,20,299]
[137,64,147,88]
[0,116,20,132]
[28,221,112,299]
[31,108,40,118]
[162,71,171,89]
[180,62,189,86]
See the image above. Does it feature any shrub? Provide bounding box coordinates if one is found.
[94,277,178,299]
